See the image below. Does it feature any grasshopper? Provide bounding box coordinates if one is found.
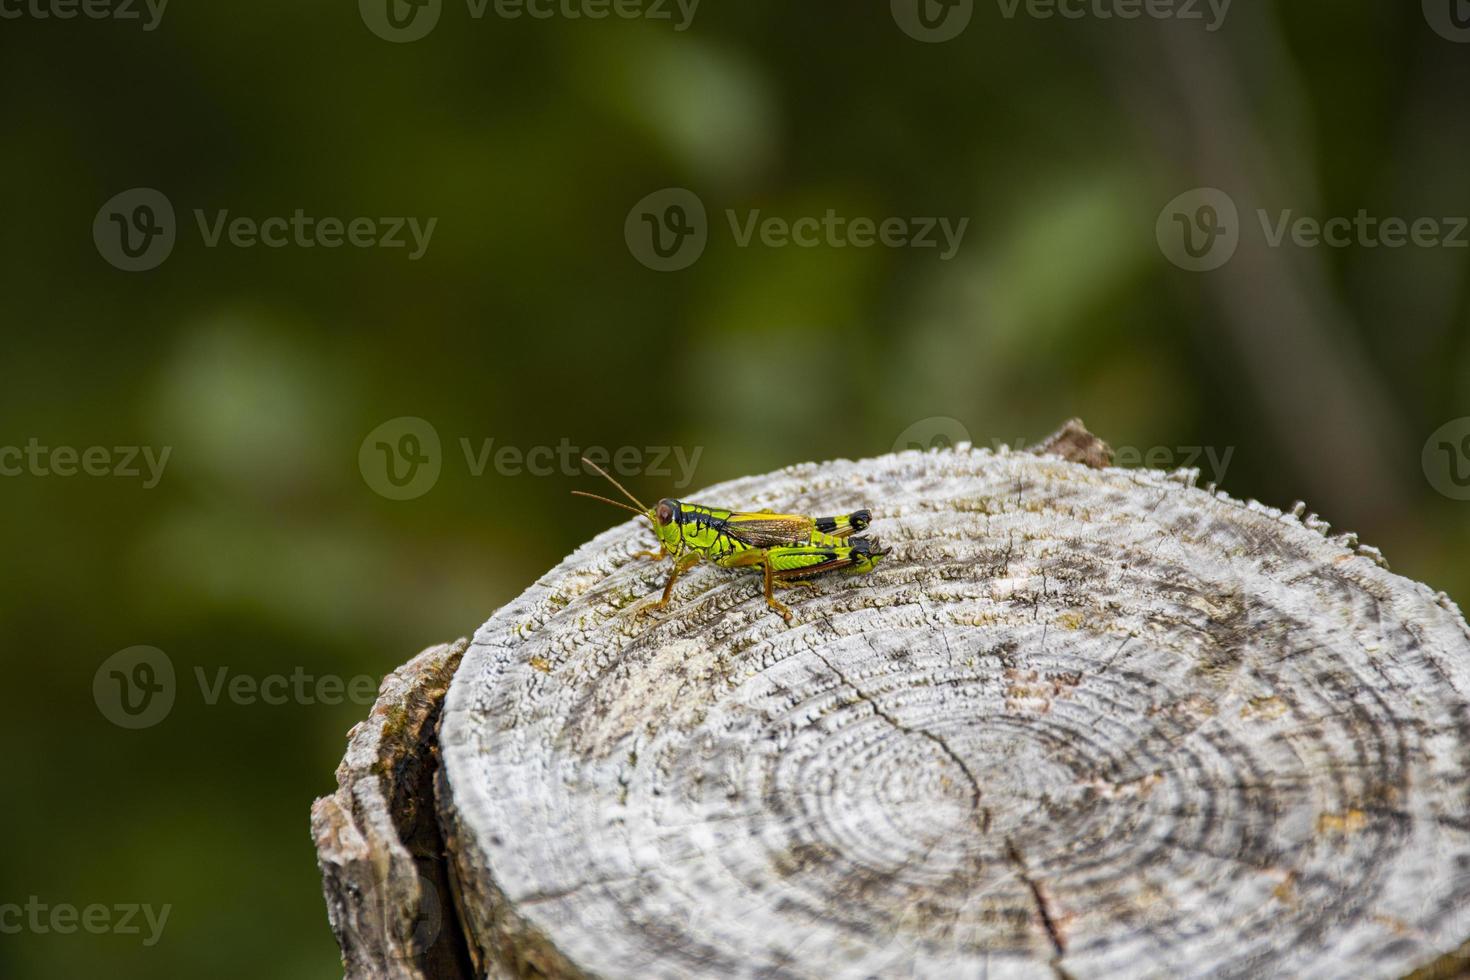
[574,458,887,624]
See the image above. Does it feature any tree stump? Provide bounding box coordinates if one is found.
[317,423,1470,979]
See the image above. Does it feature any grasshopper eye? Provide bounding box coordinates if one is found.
[656,501,675,525]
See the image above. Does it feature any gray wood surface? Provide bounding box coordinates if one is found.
[320,425,1470,978]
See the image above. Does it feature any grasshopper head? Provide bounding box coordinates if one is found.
[653,498,683,552]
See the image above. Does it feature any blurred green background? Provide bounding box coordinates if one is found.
[2,1,1468,977]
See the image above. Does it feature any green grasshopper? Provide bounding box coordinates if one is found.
[574,458,887,624]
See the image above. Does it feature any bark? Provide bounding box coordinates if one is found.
[312,639,478,980]
[317,422,1470,979]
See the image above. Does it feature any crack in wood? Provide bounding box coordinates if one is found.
[812,642,994,835]
[1005,837,1069,965]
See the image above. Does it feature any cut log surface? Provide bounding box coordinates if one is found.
[433,433,1470,979]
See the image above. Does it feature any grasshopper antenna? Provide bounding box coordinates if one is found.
[570,491,646,518]
[579,457,650,512]
[573,458,657,529]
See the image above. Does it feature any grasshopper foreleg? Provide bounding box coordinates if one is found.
[638,552,701,618]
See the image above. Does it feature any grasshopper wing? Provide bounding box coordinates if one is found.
[720,512,817,548]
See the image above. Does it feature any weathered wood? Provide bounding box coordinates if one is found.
[318,424,1470,979]
[435,429,1470,979]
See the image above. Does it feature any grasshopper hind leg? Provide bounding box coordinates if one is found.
[725,539,886,624]
[720,548,796,623]
[762,559,795,624]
